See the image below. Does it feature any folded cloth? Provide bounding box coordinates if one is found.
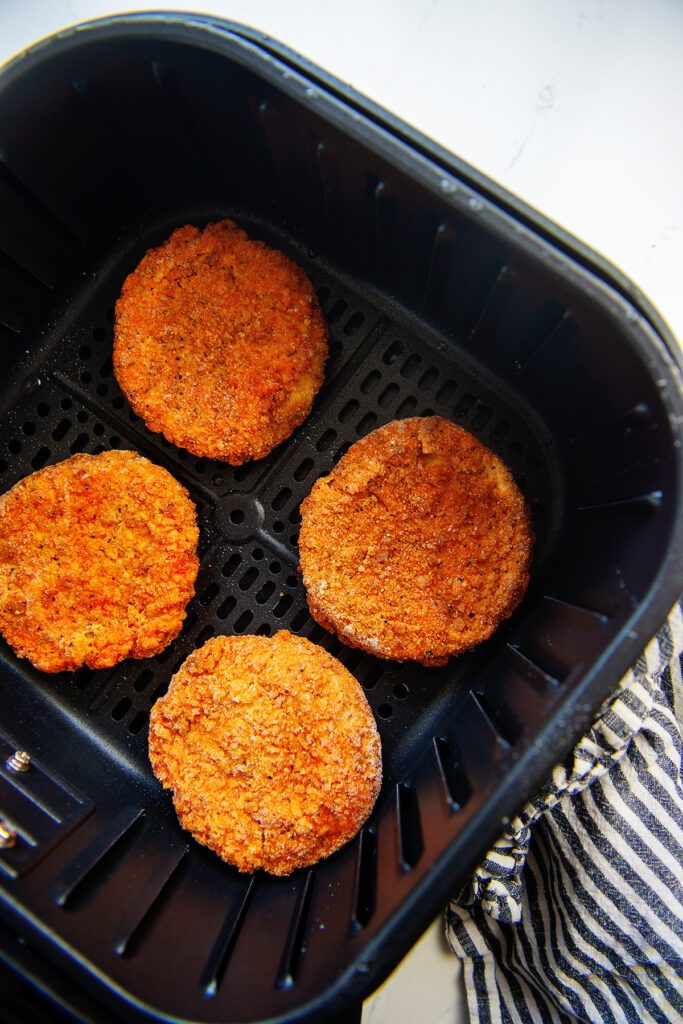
[446,600,683,1024]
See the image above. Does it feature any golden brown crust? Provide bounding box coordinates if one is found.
[299,416,534,666]
[148,631,382,875]
[113,220,328,464]
[0,450,199,673]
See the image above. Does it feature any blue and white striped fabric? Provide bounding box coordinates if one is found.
[446,600,683,1024]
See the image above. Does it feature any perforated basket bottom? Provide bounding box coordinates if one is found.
[0,210,561,1023]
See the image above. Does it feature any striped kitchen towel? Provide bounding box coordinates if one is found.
[446,600,683,1024]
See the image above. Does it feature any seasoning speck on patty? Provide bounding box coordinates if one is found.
[299,416,534,667]
[113,220,328,464]
[0,450,199,673]
[149,631,382,875]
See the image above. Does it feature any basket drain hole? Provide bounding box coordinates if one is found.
[216,495,264,541]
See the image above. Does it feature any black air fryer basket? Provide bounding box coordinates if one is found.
[0,13,682,1024]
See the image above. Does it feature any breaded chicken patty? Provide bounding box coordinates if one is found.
[0,450,199,673]
[299,416,533,667]
[148,631,382,875]
[113,220,328,464]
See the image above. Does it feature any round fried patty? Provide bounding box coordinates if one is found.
[299,416,534,667]
[113,220,328,464]
[148,631,382,875]
[0,450,199,673]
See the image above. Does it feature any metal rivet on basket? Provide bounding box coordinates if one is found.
[6,750,31,773]
[0,821,16,849]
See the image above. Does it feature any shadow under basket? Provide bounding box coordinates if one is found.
[0,13,682,1024]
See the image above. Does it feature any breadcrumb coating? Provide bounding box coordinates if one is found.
[113,220,328,464]
[148,631,382,875]
[299,416,534,667]
[0,450,199,673]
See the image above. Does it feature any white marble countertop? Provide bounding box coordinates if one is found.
[1,2,681,1021]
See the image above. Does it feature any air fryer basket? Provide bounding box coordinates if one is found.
[0,14,681,1024]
